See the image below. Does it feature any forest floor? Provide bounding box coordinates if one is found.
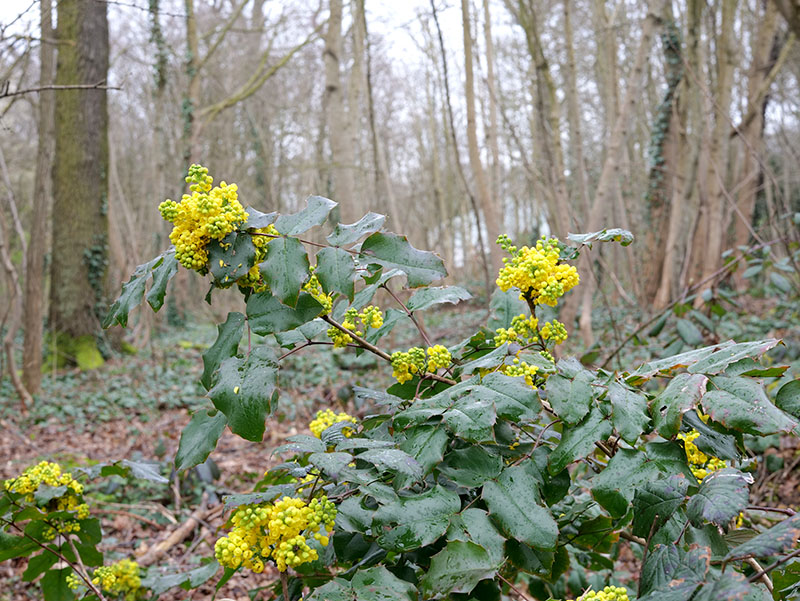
[1,297,799,600]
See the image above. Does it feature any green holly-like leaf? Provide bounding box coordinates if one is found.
[420,541,498,598]
[482,465,559,551]
[306,566,415,601]
[208,347,278,442]
[326,212,386,247]
[357,449,423,480]
[471,372,542,421]
[567,228,634,248]
[175,409,228,471]
[274,195,337,236]
[702,376,797,435]
[682,411,740,461]
[686,339,780,375]
[145,250,179,311]
[400,426,449,474]
[374,485,461,552]
[591,442,695,517]
[632,475,690,538]
[608,382,650,444]
[724,513,800,561]
[104,250,176,328]
[406,286,472,312]
[686,468,751,527]
[201,312,245,390]
[140,561,219,596]
[447,508,506,564]
[315,246,356,301]
[41,568,75,601]
[246,291,323,336]
[309,452,353,480]
[776,380,800,419]
[223,484,301,509]
[359,232,447,288]
[546,371,594,425]
[439,446,503,488]
[22,551,59,582]
[651,373,708,438]
[639,544,710,599]
[460,344,512,375]
[505,540,555,577]
[549,406,612,474]
[691,572,752,601]
[0,531,38,562]
[262,236,310,307]
[443,396,497,443]
[207,231,256,286]
[487,288,528,330]
[677,318,704,346]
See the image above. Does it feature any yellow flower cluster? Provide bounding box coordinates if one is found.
[495,236,579,306]
[494,313,539,347]
[541,320,568,345]
[4,461,89,538]
[390,345,453,383]
[568,586,630,601]
[678,430,727,481]
[234,223,279,293]
[426,345,452,371]
[303,269,333,313]
[309,409,357,438]
[326,306,384,348]
[505,358,540,388]
[214,496,336,572]
[91,560,141,601]
[159,164,248,271]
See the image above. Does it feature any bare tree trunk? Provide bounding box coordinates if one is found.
[462,0,501,273]
[183,0,200,169]
[22,1,55,394]
[482,0,502,220]
[324,0,356,221]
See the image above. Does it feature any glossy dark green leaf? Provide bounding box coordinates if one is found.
[703,376,796,436]
[687,339,780,375]
[549,407,612,474]
[447,508,505,564]
[22,550,58,581]
[651,373,708,438]
[207,231,256,286]
[359,232,447,287]
[201,311,244,390]
[326,211,385,247]
[274,195,337,236]
[420,541,498,598]
[175,409,227,471]
[309,452,353,480]
[357,449,422,480]
[632,475,690,538]
[440,446,503,488]
[776,380,800,419]
[223,484,300,509]
[351,566,416,600]
[487,288,528,330]
[460,344,511,374]
[262,236,309,307]
[145,250,179,311]
[104,251,172,328]
[406,286,471,312]
[140,561,219,596]
[686,468,751,527]
[682,411,740,461]
[571,515,618,553]
[468,372,541,421]
[374,485,460,552]
[41,568,75,601]
[0,531,37,562]
[639,544,710,598]
[505,539,555,576]
[399,426,449,474]
[483,465,558,550]
[246,291,323,336]
[208,347,278,442]
[608,382,650,444]
[443,396,497,443]
[545,372,593,425]
[315,246,356,301]
[677,318,704,346]
[692,573,752,601]
[724,513,800,561]
[274,435,327,455]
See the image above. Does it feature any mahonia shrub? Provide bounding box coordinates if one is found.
[96,166,800,600]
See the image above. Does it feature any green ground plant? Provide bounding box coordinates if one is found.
[3,165,800,600]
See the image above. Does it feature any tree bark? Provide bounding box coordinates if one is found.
[50,0,109,343]
[22,0,55,394]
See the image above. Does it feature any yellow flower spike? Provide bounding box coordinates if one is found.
[309,409,358,438]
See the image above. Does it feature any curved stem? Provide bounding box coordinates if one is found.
[381,284,433,347]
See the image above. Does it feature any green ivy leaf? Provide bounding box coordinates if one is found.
[145,250,179,311]
[686,468,751,527]
[175,409,228,471]
[201,312,244,390]
[359,232,447,288]
[482,465,559,550]
[207,231,256,286]
[608,382,650,444]
[374,485,460,552]
[246,291,323,336]
[420,541,498,598]
[724,513,800,561]
[702,376,797,435]
[651,373,708,438]
[275,195,337,236]
[546,371,594,425]
[208,347,278,442]
[632,475,690,538]
[439,446,503,488]
[549,407,612,474]
[326,211,386,247]
[261,236,310,307]
[315,246,356,301]
[406,286,472,312]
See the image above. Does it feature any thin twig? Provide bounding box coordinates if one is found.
[748,548,800,584]
[498,573,533,601]
[280,570,290,600]
[0,81,121,98]
[382,284,433,347]
[746,557,773,592]
[746,505,796,516]
[638,514,660,598]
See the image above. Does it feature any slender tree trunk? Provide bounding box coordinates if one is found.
[22,0,56,394]
[50,0,109,347]
[462,0,501,273]
[482,0,502,220]
[183,0,200,169]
